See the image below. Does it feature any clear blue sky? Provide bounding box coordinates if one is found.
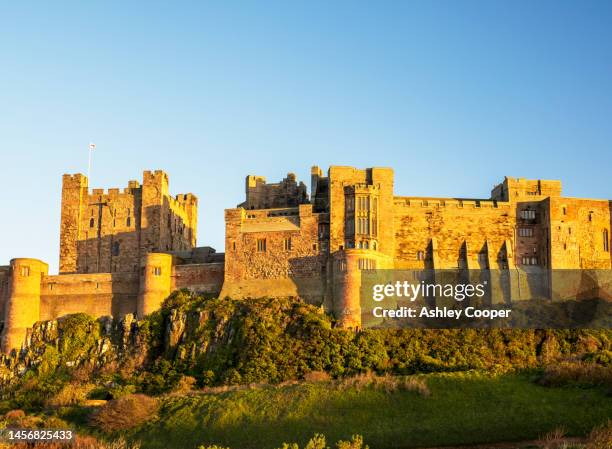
[1,1,611,274]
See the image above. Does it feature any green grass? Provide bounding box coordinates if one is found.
[129,372,612,449]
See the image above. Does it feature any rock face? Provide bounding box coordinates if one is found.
[2,293,610,391]
[0,313,146,385]
[0,293,238,386]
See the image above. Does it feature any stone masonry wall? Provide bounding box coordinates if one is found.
[60,170,197,275]
[548,197,612,269]
[221,204,326,304]
[392,198,516,269]
[0,266,9,328]
[40,272,140,322]
[174,263,224,295]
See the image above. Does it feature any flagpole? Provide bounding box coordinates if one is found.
[88,142,96,184]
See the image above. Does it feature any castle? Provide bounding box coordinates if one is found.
[1,166,611,352]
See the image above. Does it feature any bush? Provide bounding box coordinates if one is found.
[46,382,94,407]
[303,371,331,383]
[90,394,158,432]
[538,362,612,388]
[400,377,431,397]
[338,372,430,396]
[108,384,137,399]
[3,409,25,423]
[173,375,197,393]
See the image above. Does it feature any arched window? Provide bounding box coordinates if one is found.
[89,218,95,228]
[604,229,609,252]
[126,217,131,227]
[112,241,120,257]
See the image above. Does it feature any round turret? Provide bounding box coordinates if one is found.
[137,253,173,317]
[1,258,48,353]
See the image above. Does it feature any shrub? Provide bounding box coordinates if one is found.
[90,394,158,432]
[336,435,369,449]
[303,371,331,383]
[538,362,612,388]
[173,375,197,393]
[400,377,431,397]
[46,382,94,407]
[108,384,137,399]
[3,409,26,423]
[338,372,430,397]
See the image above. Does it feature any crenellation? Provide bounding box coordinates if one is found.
[2,165,612,351]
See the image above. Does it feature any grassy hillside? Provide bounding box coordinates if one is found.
[130,372,611,449]
[1,292,610,449]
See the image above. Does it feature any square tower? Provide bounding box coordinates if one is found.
[59,170,197,274]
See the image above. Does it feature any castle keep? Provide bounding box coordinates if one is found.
[2,166,612,351]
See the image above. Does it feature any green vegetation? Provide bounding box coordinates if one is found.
[1,291,610,449]
[130,372,611,449]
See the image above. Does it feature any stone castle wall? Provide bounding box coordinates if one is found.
[60,170,197,275]
[0,267,10,328]
[2,166,612,352]
[40,272,140,322]
[548,196,612,269]
[392,199,516,270]
[220,203,327,304]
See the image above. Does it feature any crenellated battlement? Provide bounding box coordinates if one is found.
[393,197,512,209]
[59,170,198,275]
[2,165,611,353]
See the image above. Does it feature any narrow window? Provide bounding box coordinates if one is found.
[153,267,162,276]
[312,243,317,251]
[562,206,567,215]
[20,266,30,277]
[283,237,292,251]
[112,241,120,257]
[257,238,267,252]
[520,209,536,220]
[232,241,236,251]
[604,229,609,252]
[126,217,131,227]
[589,211,593,222]
[90,218,95,228]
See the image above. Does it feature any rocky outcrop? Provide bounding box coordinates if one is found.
[0,313,146,386]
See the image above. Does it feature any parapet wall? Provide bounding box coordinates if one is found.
[40,272,140,322]
[174,263,224,294]
[392,196,516,270]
